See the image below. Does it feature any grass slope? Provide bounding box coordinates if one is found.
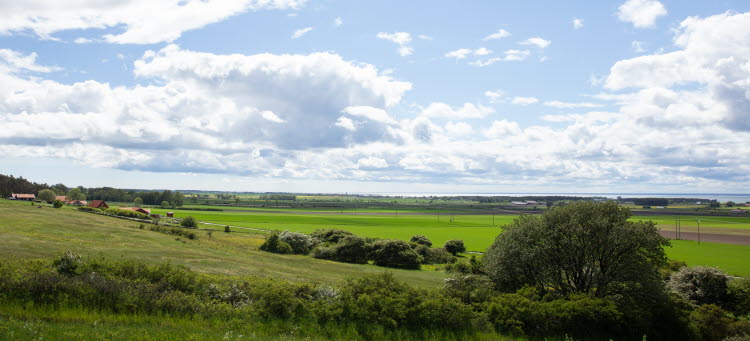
[0,200,446,288]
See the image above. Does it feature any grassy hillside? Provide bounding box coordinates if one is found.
[0,200,446,288]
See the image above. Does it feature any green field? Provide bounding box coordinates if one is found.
[3,199,750,281]
[666,240,750,276]
[0,200,446,288]
[150,208,512,252]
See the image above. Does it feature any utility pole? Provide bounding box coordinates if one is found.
[698,219,701,244]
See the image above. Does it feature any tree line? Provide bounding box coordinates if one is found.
[0,174,183,206]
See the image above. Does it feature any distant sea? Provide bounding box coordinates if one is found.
[356,193,750,203]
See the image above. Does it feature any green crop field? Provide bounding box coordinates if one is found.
[149,208,512,252]
[666,240,750,276]
[3,199,749,282]
[0,200,446,288]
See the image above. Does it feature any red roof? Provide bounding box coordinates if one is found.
[12,193,35,199]
[119,207,151,214]
[55,196,68,201]
[88,200,108,208]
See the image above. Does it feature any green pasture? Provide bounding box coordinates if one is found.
[152,208,511,251]
[632,215,750,231]
[0,200,446,288]
[666,240,750,276]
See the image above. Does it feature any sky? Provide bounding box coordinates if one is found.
[1,0,750,194]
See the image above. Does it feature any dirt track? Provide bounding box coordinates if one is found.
[658,230,750,246]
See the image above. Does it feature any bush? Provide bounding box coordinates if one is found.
[224,225,230,233]
[104,208,150,220]
[484,290,625,338]
[691,304,732,341]
[311,228,354,243]
[444,239,466,255]
[446,255,484,275]
[368,240,421,269]
[409,235,432,247]
[414,245,456,264]
[148,225,197,240]
[259,232,292,254]
[278,231,317,255]
[52,200,63,208]
[337,273,474,330]
[668,266,730,306]
[53,250,83,276]
[728,277,750,315]
[161,201,170,209]
[181,216,198,228]
[312,235,368,264]
[77,206,97,212]
[443,274,495,304]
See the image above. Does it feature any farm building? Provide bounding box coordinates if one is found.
[120,207,151,215]
[10,193,35,201]
[88,200,109,209]
[68,200,87,206]
[55,196,67,202]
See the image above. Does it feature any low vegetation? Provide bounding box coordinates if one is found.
[261,229,458,270]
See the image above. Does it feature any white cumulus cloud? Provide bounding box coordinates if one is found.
[617,0,667,29]
[0,0,307,44]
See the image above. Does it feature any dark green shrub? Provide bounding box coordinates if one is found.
[338,273,474,330]
[224,225,230,233]
[691,304,732,341]
[728,277,750,315]
[279,230,318,255]
[484,290,624,338]
[409,235,432,247]
[444,239,466,255]
[77,206,96,212]
[52,200,63,208]
[311,228,355,243]
[181,216,198,228]
[668,266,730,306]
[414,245,456,264]
[53,250,83,276]
[312,235,368,264]
[443,274,495,304]
[368,239,421,269]
[259,232,292,254]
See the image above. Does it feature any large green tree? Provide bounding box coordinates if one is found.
[67,188,86,201]
[37,189,56,202]
[484,201,669,297]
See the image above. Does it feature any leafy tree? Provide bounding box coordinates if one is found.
[38,189,56,202]
[313,235,369,264]
[311,228,355,243]
[181,216,197,228]
[224,225,231,233]
[409,234,432,247]
[368,239,421,269]
[726,201,735,208]
[53,199,64,208]
[278,230,318,255]
[67,187,86,201]
[161,201,170,209]
[444,240,466,255]
[259,232,292,254]
[483,201,669,297]
[668,266,730,306]
[134,197,143,207]
[728,277,750,315]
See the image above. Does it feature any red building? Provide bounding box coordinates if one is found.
[88,200,109,209]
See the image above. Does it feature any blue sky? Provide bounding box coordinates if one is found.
[1,0,749,193]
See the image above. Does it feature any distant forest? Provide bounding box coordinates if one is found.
[0,174,183,206]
